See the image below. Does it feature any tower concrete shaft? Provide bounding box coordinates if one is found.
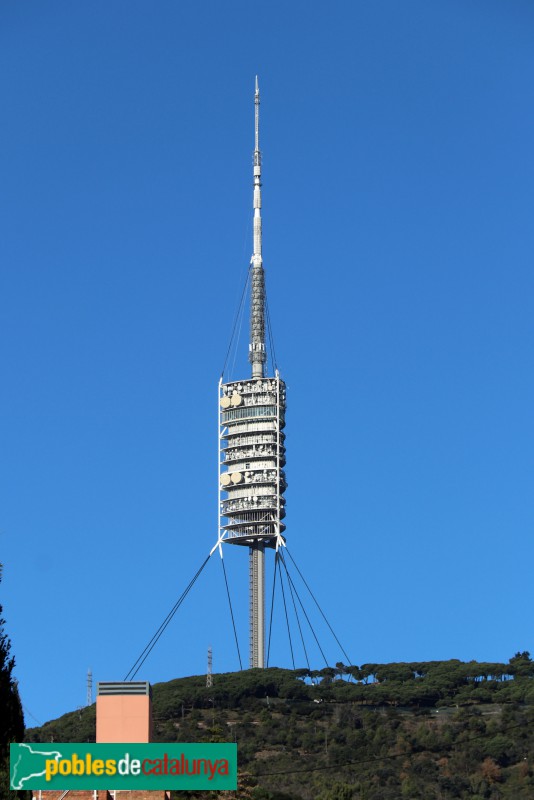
[249,545,265,667]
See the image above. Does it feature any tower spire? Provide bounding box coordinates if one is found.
[253,75,261,258]
[249,76,266,379]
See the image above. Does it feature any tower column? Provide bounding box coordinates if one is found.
[249,545,265,668]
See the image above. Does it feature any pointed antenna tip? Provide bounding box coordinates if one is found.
[255,75,259,93]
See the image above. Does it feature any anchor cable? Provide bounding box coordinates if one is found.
[221,268,250,380]
[266,551,279,667]
[265,293,278,374]
[285,548,352,667]
[278,552,329,667]
[124,554,211,681]
[221,556,243,670]
[282,553,312,673]
[278,555,295,670]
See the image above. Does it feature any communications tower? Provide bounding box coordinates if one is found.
[218,78,287,668]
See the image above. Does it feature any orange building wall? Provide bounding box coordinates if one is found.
[96,694,153,743]
[35,687,166,798]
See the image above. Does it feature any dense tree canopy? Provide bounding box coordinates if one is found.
[26,657,534,799]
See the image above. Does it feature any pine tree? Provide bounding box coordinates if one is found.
[0,590,28,797]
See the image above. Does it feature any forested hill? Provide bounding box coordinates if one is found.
[26,654,534,799]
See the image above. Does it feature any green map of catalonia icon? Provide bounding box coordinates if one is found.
[10,743,64,790]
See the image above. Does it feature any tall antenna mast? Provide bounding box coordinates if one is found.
[217,78,287,670]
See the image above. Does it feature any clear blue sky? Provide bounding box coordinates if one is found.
[1,0,533,727]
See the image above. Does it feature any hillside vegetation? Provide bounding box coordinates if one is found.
[26,654,534,799]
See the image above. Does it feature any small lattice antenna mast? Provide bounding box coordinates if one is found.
[86,668,92,706]
[206,646,213,688]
